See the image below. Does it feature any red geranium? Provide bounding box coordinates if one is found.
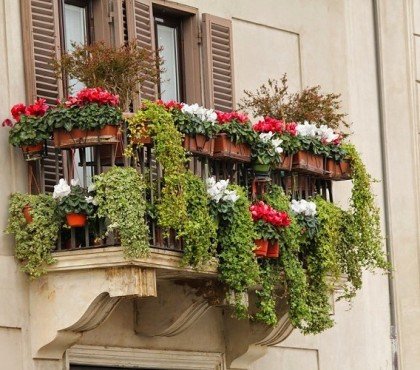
[250,201,291,227]
[156,99,184,110]
[216,111,249,124]
[65,87,119,107]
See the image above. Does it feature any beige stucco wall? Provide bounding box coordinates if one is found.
[0,0,419,369]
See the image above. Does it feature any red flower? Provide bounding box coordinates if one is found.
[285,122,298,136]
[25,98,49,117]
[253,117,285,133]
[11,103,26,121]
[65,87,120,107]
[2,118,13,127]
[216,111,249,124]
[249,201,291,228]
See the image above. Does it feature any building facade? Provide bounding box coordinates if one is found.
[0,0,419,369]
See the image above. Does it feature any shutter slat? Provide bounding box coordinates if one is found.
[202,14,235,111]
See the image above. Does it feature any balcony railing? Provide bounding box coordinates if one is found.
[28,126,334,253]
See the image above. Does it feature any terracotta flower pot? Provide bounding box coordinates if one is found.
[291,150,324,175]
[22,204,33,224]
[267,240,280,258]
[66,213,87,227]
[21,142,44,154]
[53,125,119,148]
[254,239,268,257]
[213,133,251,162]
[325,159,351,180]
[277,154,293,171]
[183,134,214,156]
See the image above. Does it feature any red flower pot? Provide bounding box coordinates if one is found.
[183,134,214,156]
[267,240,280,258]
[325,159,351,180]
[213,133,251,162]
[21,142,44,154]
[53,125,119,148]
[66,213,87,227]
[292,150,324,175]
[22,204,33,224]
[254,239,268,257]
[277,154,293,171]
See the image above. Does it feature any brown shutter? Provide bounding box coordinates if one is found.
[21,0,64,193]
[21,0,63,104]
[126,0,158,104]
[202,14,235,111]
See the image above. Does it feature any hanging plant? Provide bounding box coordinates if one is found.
[6,193,60,278]
[93,166,149,258]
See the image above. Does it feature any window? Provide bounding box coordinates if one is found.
[154,12,183,101]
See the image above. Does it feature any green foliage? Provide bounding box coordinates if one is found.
[251,134,281,167]
[255,259,279,325]
[180,172,217,268]
[217,121,254,144]
[52,41,163,109]
[217,185,260,318]
[44,103,122,132]
[6,193,60,278]
[56,185,95,216]
[9,115,50,147]
[93,167,150,258]
[171,108,219,139]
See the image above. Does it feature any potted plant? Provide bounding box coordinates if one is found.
[6,193,60,278]
[213,111,252,162]
[172,103,219,156]
[53,179,96,227]
[250,131,284,176]
[44,87,122,148]
[319,133,352,180]
[250,201,291,257]
[2,99,50,160]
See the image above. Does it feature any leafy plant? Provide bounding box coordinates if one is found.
[251,132,283,167]
[56,184,95,216]
[255,259,279,325]
[8,115,50,147]
[93,166,150,258]
[6,193,60,278]
[216,185,260,318]
[52,41,163,110]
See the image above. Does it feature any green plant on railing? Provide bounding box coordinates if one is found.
[6,194,60,278]
[181,172,217,268]
[93,166,149,258]
[215,185,260,318]
[255,259,279,325]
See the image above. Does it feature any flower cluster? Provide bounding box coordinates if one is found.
[291,199,317,217]
[65,87,119,107]
[181,103,217,123]
[258,132,283,154]
[2,98,49,127]
[250,201,291,227]
[53,178,97,205]
[206,177,239,203]
[297,121,340,144]
[216,111,249,124]
[252,117,297,136]
[156,99,184,111]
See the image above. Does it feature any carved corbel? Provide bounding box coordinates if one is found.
[30,266,157,360]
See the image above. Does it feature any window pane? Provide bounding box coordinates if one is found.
[64,4,87,94]
[157,24,180,101]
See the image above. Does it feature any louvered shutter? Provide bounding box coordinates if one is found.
[126,0,158,105]
[21,0,64,193]
[202,14,235,111]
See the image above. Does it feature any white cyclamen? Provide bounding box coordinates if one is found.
[206,177,239,203]
[291,199,317,217]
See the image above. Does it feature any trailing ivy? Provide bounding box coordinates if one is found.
[6,194,60,278]
[93,166,149,258]
[217,185,260,318]
[255,259,279,325]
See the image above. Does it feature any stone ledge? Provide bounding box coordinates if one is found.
[49,246,219,279]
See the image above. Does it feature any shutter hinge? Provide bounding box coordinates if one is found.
[197,29,202,45]
[108,12,115,24]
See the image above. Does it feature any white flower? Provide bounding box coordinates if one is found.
[181,103,217,123]
[70,178,79,186]
[259,132,274,142]
[222,189,239,203]
[297,121,318,137]
[88,183,96,192]
[85,196,98,206]
[53,178,71,199]
[206,177,216,189]
[291,199,317,217]
[317,125,339,143]
[271,138,284,154]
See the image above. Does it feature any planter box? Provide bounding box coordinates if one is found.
[325,159,351,180]
[277,154,293,171]
[53,125,119,149]
[183,134,214,156]
[213,133,250,162]
[21,142,44,161]
[291,150,324,175]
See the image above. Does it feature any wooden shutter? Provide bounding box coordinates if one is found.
[126,0,158,104]
[202,14,235,111]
